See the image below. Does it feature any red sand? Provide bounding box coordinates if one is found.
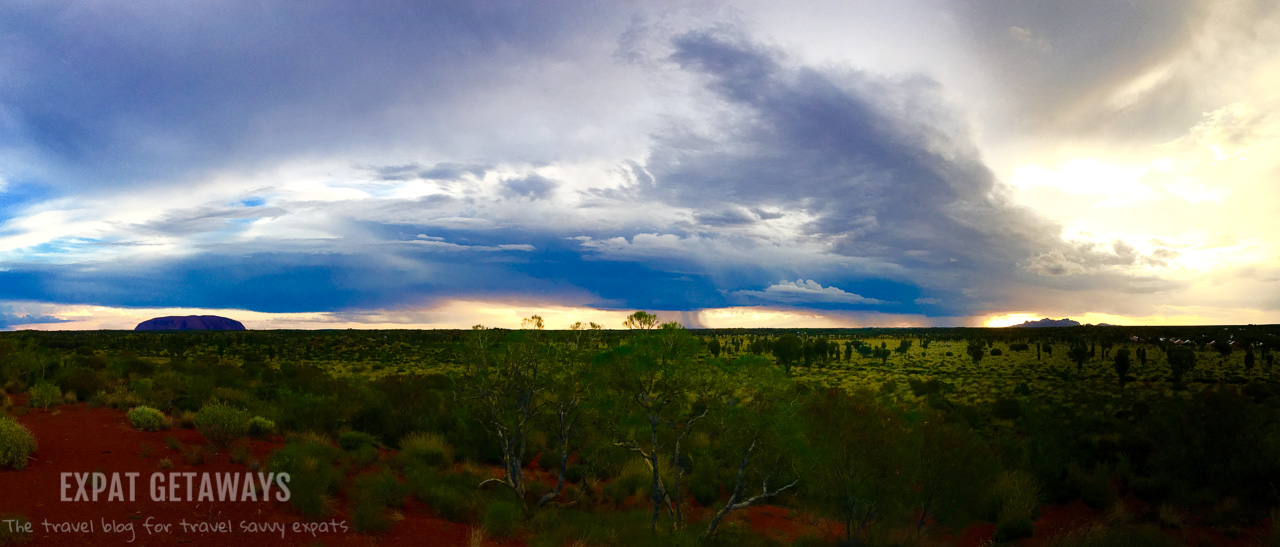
[1,402,519,546]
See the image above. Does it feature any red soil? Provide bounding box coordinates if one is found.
[8,402,1270,546]
[0,402,520,547]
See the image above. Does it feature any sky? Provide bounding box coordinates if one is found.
[1,0,1278,330]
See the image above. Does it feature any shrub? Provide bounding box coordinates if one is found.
[194,401,251,448]
[229,442,251,465]
[349,470,409,532]
[183,445,208,465]
[482,500,522,538]
[0,416,37,470]
[61,368,106,402]
[270,440,343,519]
[247,417,276,439]
[27,383,61,409]
[339,431,378,452]
[127,406,169,432]
[564,464,587,484]
[399,432,453,468]
[604,457,670,504]
[407,466,485,522]
[989,470,1039,542]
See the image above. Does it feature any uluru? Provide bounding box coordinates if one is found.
[134,315,246,331]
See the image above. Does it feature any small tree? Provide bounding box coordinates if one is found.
[873,347,892,366]
[805,388,910,544]
[703,357,799,538]
[1167,346,1197,390]
[895,339,913,356]
[1113,348,1131,388]
[1244,347,1256,371]
[460,319,552,506]
[623,311,660,330]
[771,334,803,375]
[966,341,985,365]
[706,338,722,358]
[1068,343,1090,375]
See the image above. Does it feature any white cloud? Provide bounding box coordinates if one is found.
[730,279,887,306]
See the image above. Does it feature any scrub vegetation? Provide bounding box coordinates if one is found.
[1,320,1279,544]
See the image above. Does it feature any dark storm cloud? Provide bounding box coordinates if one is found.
[0,0,626,193]
[0,5,1189,321]
[628,30,1167,315]
[639,32,1040,310]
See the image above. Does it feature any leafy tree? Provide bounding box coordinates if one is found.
[873,347,892,366]
[804,388,910,544]
[894,339,912,356]
[966,340,985,364]
[1167,346,1197,390]
[535,353,588,507]
[909,413,995,535]
[703,356,800,538]
[1214,340,1233,360]
[771,334,803,375]
[1068,343,1090,374]
[459,320,551,506]
[623,311,660,330]
[1244,346,1255,371]
[1113,348,1131,388]
[600,322,711,531]
[706,338,722,359]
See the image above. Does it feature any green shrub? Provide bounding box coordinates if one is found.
[194,401,251,448]
[183,445,208,465]
[27,383,61,409]
[247,417,276,439]
[1067,465,1117,510]
[482,499,522,538]
[349,469,409,532]
[0,416,37,470]
[61,368,105,401]
[269,440,343,519]
[407,465,485,522]
[564,464,587,484]
[339,431,378,452]
[399,432,452,468]
[604,457,669,504]
[989,470,1039,542]
[127,406,168,432]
